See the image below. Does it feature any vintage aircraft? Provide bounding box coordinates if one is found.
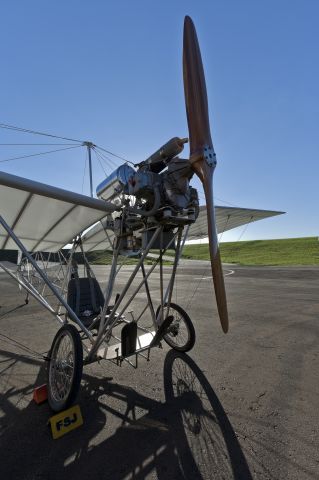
[0,17,283,412]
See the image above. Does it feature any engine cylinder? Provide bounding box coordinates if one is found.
[140,137,188,173]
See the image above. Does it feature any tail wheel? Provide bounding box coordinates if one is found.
[47,324,83,412]
[156,303,196,352]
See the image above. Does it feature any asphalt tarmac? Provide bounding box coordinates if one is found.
[0,263,318,480]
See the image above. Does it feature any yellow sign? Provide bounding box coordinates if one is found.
[49,404,83,439]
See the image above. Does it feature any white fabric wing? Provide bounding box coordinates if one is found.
[0,171,117,252]
[187,205,284,239]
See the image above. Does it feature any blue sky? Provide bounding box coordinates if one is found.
[1,0,318,241]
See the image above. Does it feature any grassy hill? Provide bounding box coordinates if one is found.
[1,237,317,267]
[88,237,319,266]
[89,237,319,265]
[182,237,319,266]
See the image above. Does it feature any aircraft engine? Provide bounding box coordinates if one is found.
[96,137,199,224]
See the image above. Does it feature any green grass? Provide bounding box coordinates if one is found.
[182,237,319,266]
[86,250,173,266]
[76,237,319,266]
[86,251,148,265]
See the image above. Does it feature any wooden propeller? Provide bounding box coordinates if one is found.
[183,15,229,333]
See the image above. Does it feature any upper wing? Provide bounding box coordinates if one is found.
[187,205,285,240]
[0,171,117,252]
[80,205,285,252]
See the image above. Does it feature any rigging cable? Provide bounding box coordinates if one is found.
[0,143,77,146]
[94,146,120,168]
[219,214,230,243]
[0,122,83,143]
[198,191,239,208]
[237,215,254,242]
[94,144,134,165]
[92,148,108,177]
[0,122,135,168]
[227,215,255,261]
[0,145,82,163]
[93,147,118,170]
[214,196,239,207]
[185,242,212,311]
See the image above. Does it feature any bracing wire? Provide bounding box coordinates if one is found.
[185,247,212,310]
[214,196,239,207]
[218,214,230,243]
[226,215,254,260]
[0,143,77,146]
[0,122,83,143]
[94,144,134,165]
[237,215,254,242]
[0,122,135,169]
[94,146,119,168]
[93,147,118,170]
[92,148,108,177]
[0,145,82,163]
[198,191,238,208]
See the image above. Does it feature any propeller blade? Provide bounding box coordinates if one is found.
[183,16,212,155]
[183,15,229,333]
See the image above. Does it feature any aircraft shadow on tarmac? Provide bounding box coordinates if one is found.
[0,348,253,480]
[0,302,27,320]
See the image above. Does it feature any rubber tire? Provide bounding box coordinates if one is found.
[47,324,83,412]
[156,303,196,352]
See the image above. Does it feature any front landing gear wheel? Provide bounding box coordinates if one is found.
[156,303,196,352]
[47,324,83,412]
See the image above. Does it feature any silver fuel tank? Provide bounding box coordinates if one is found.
[96,164,135,202]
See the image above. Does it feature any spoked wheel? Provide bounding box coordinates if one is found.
[47,324,83,412]
[156,303,196,352]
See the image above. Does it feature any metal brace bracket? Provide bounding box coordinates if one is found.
[203,145,217,167]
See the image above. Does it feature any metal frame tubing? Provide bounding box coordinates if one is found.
[96,241,121,340]
[91,226,180,357]
[0,261,65,324]
[0,215,95,343]
[163,226,184,310]
[109,226,180,328]
[88,225,163,360]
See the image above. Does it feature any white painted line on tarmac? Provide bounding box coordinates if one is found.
[225,269,235,276]
[193,269,235,280]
